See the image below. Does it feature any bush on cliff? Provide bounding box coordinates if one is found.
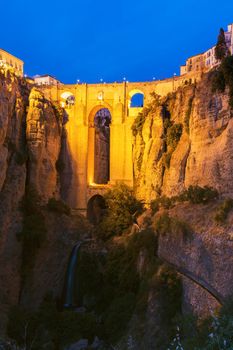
[178,185,219,204]
[7,296,99,349]
[168,296,233,349]
[212,55,233,108]
[96,183,143,240]
[150,186,218,214]
[154,213,192,241]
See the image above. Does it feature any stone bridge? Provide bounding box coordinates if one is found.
[41,73,200,213]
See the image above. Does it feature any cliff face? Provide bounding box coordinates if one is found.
[26,89,62,200]
[133,74,233,203]
[0,70,88,334]
[0,70,28,333]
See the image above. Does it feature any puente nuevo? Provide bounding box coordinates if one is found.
[40,72,201,214]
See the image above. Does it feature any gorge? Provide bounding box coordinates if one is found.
[0,60,233,349]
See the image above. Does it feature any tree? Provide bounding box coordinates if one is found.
[215,28,229,61]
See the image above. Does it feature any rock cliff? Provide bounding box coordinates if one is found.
[0,68,233,348]
[133,73,233,203]
[0,69,90,334]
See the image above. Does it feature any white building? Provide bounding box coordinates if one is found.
[34,74,61,86]
[180,24,233,76]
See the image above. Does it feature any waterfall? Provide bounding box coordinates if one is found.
[62,241,82,308]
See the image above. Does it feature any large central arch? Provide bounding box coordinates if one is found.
[88,104,112,185]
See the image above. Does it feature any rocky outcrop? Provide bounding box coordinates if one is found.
[26,88,63,200]
[156,202,233,316]
[0,69,29,334]
[0,71,88,334]
[133,74,233,203]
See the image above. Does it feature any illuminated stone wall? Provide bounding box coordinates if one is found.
[41,74,201,210]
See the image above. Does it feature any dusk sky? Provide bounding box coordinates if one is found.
[2,0,233,83]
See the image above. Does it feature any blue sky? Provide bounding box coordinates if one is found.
[2,0,233,83]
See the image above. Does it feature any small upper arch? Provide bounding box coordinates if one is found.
[128,89,144,108]
[60,91,75,107]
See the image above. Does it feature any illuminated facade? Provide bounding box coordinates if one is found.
[0,49,24,77]
[41,74,200,212]
[180,24,233,75]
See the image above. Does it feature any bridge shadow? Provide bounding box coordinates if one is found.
[58,112,79,208]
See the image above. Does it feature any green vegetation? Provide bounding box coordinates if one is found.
[17,187,47,281]
[178,185,219,204]
[168,296,233,349]
[7,295,99,350]
[47,198,71,215]
[75,228,181,345]
[131,112,146,136]
[154,213,193,241]
[96,183,143,240]
[160,103,183,169]
[215,28,230,61]
[131,93,161,136]
[214,198,233,223]
[8,229,181,348]
[150,186,219,214]
[151,195,174,214]
[212,55,233,108]
[52,102,64,122]
[166,123,183,149]
[184,97,194,134]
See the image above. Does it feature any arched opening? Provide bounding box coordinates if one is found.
[87,194,106,224]
[93,108,111,184]
[60,91,75,108]
[130,92,144,108]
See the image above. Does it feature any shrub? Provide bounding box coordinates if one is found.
[131,112,146,136]
[214,198,233,223]
[211,55,233,108]
[154,214,192,241]
[96,183,143,240]
[162,122,183,169]
[47,198,70,215]
[184,97,193,134]
[18,188,47,281]
[166,123,183,150]
[104,293,136,343]
[150,196,174,214]
[178,185,218,204]
[168,296,233,349]
[7,298,100,349]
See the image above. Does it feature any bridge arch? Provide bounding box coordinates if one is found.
[87,194,106,224]
[128,89,144,108]
[88,105,112,185]
[60,91,75,108]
